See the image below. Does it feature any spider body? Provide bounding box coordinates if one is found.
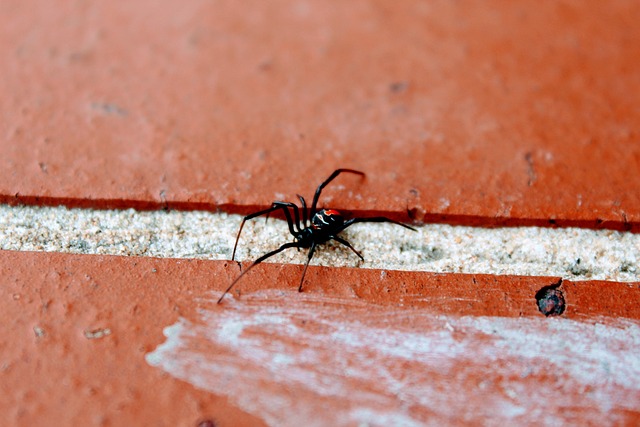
[293,209,344,247]
[312,209,343,229]
[217,169,415,303]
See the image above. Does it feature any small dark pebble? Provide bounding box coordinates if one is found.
[535,280,566,317]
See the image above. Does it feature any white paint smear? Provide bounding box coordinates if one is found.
[146,291,640,426]
[1,204,639,281]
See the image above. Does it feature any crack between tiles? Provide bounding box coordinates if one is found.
[0,204,638,282]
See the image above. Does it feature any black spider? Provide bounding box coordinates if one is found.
[217,168,416,303]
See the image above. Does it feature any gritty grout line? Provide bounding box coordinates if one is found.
[0,204,638,282]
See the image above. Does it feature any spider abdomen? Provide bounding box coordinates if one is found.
[311,209,344,229]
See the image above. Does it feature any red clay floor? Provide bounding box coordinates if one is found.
[1,1,640,425]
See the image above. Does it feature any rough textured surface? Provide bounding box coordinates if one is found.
[2,204,639,282]
[1,0,639,230]
[1,251,639,426]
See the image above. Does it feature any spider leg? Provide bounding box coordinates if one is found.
[337,216,417,234]
[330,236,364,261]
[218,241,301,304]
[298,242,317,292]
[264,201,303,231]
[232,202,301,261]
[267,202,303,231]
[296,194,308,227]
[310,169,365,217]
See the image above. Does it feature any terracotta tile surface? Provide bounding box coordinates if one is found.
[0,251,262,427]
[1,1,639,229]
[2,0,640,425]
[2,251,639,425]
